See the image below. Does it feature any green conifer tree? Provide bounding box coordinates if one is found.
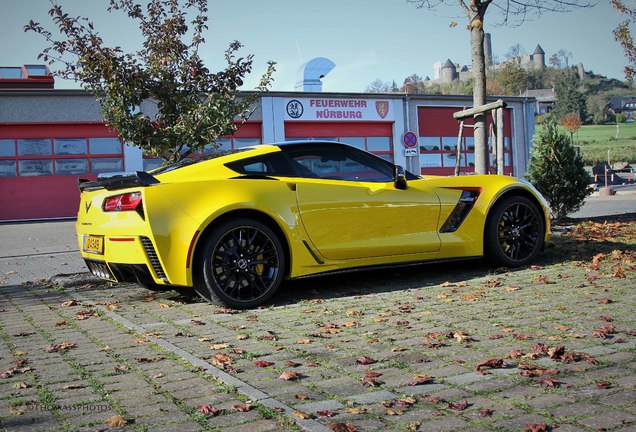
[525,122,592,220]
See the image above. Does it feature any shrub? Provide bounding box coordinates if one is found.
[616,113,626,123]
[526,122,593,220]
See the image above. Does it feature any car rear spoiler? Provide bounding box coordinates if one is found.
[78,171,160,192]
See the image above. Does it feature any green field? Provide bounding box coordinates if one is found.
[570,122,636,165]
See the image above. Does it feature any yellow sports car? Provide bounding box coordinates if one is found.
[77,141,550,308]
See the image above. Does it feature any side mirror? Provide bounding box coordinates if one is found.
[394,165,407,190]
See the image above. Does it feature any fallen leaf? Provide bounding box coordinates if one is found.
[296,339,312,344]
[232,403,251,412]
[317,410,336,417]
[279,371,299,381]
[63,384,84,390]
[407,421,421,431]
[345,407,366,414]
[504,350,524,359]
[254,361,273,368]
[601,315,613,322]
[136,356,164,363]
[105,415,127,427]
[537,379,559,388]
[9,406,25,415]
[236,334,249,340]
[405,374,433,386]
[396,397,417,408]
[44,341,77,353]
[478,408,494,417]
[13,381,28,389]
[190,319,206,325]
[293,410,312,419]
[328,423,357,432]
[356,356,377,365]
[115,364,130,373]
[448,400,469,411]
[12,332,35,337]
[197,404,221,416]
[361,371,383,387]
[61,300,80,307]
[55,321,67,327]
[211,353,232,366]
[212,343,229,350]
[295,394,309,401]
[596,381,612,389]
[475,358,506,372]
[386,407,403,415]
[525,424,550,432]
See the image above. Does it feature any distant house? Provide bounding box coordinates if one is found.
[605,96,636,121]
[522,88,557,115]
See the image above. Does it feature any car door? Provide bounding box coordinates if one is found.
[283,144,441,261]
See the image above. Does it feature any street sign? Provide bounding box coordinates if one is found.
[405,148,418,157]
[403,131,418,148]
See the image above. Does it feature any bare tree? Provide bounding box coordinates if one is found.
[407,0,595,174]
[556,49,573,68]
[504,44,526,64]
[366,78,393,93]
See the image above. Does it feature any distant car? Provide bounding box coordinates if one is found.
[76,141,550,309]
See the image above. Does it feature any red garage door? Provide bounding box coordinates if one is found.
[417,107,513,176]
[285,122,394,162]
[0,123,122,221]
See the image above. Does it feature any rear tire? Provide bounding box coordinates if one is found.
[484,195,545,267]
[194,218,285,309]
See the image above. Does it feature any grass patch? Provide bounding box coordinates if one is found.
[573,123,636,165]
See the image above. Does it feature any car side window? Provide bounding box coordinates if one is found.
[284,146,393,182]
[225,153,295,177]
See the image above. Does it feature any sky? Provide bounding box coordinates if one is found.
[0,0,631,92]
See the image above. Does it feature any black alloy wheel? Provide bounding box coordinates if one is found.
[195,218,285,309]
[485,195,545,267]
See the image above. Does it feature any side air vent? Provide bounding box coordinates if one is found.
[440,189,481,233]
[140,236,168,282]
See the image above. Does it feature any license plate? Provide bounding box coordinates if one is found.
[83,235,104,255]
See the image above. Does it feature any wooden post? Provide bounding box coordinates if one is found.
[453,99,507,120]
[496,107,505,175]
[455,120,464,176]
[489,120,496,174]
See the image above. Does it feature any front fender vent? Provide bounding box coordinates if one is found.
[140,236,168,282]
[440,189,481,233]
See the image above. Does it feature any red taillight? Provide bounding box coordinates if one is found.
[103,192,142,212]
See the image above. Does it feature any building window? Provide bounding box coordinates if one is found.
[142,124,262,171]
[0,136,124,177]
[417,106,513,175]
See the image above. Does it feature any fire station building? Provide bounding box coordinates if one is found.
[0,65,536,221]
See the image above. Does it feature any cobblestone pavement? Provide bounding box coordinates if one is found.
[1,221,635,432]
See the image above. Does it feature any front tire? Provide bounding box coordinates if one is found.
[485,195,545,267]
[194,218,285,309]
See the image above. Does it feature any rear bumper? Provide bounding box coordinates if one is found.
[84,259,156,286]
[79,234,170,285]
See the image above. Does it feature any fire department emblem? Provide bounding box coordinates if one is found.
[286,100,304,119]
[375,101,389,119]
